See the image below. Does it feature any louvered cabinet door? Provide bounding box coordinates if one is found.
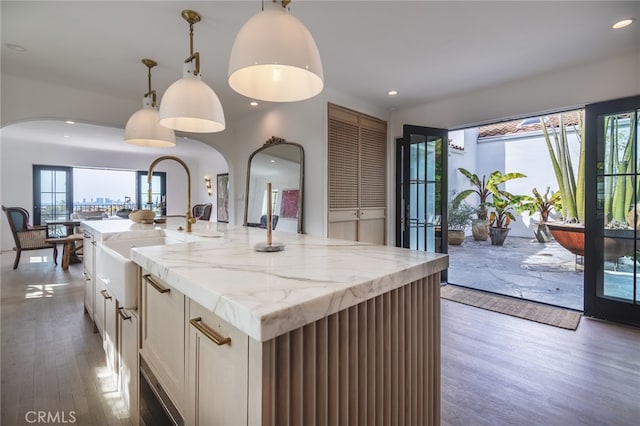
[358,117,386,244]
[328,104,386,244]
[328,106,360,241]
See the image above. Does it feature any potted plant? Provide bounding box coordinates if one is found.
[516,187,562,243]
[542,111,587,254]
[447,192,475,245]
[486,192,523,246]
[454,168,526,241]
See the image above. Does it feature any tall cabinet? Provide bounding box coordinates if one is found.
[328,103,387,244]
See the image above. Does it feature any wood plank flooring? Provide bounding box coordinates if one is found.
[2,249,639,425]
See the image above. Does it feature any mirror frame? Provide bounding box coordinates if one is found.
[244,137,305,234]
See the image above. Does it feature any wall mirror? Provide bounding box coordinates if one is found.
[244,137,304,233]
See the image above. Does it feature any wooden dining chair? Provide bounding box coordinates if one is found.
[2,205,58,269]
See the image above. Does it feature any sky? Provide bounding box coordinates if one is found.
[73,169,136,203]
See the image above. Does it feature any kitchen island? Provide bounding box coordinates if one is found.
[82,218,447,425]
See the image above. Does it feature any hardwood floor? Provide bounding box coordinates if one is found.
[2,249,639,425]
[1,249,133,426]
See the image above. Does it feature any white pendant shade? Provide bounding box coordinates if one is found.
[125,104,176,147]
[228,4,324,102]
[159,63,226,133]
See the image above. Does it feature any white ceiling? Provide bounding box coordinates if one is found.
[1,1,639,149]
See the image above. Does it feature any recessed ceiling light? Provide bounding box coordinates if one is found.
[4,43,27,52]
[63,135,71,139]
[249,101,259,107]
[612,18,635,29]
[65,120,75,125]
[388,90,398,96]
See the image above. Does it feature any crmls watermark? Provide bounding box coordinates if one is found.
[24,411,77,424]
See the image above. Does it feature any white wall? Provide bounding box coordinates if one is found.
[0,136,227,251]
[3,51,637,248]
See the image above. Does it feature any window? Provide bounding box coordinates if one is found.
[136,171,167,215]
[32,166,167,223]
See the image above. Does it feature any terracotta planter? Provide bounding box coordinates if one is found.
[489,227,510,246]
[547,222,638,259]
[471,219,489,241]
[448,230,465,245]
[546,222,584,256]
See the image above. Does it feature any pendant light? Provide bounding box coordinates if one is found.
[228,0,324,102]
[159,10,225,133]
[124,59,176,147]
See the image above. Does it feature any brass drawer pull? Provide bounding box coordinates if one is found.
[118,307,132,321]
[100,289,112,300]
[190,317,231,346]
[144,274,170,294]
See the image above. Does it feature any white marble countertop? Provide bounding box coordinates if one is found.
[82,218,448,342]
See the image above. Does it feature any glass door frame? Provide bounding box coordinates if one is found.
[585,94,640,326]
[396,125,448,262]
[32,165,73,226]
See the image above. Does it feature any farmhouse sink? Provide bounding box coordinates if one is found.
[96,235,184,309]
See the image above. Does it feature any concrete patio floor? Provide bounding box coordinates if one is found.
[447,235,585,311]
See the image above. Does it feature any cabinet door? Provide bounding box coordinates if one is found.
[140,272,185,413]
[118,307,139,425]
[187,301,249,426]
[328,104,387,243]
[94,278,108,337]
[104,290,117,375]
[83,231,95,320]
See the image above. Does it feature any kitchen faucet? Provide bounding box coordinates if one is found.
[147,155,196,232]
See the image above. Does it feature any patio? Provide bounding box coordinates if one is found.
[447,236,584,311]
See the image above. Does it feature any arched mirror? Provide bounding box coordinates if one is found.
[244,137,304,233]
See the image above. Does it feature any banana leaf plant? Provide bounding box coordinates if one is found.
[486,192,524,229]
[516,187,562,224]
[453,168,526,220]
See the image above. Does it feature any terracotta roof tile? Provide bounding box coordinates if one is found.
[478,110,582,138]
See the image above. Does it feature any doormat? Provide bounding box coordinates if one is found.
[441,285,582,330]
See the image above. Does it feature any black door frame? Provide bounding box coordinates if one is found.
[32,165,73,225]
[585,94,640,326]
[396,125,449,273]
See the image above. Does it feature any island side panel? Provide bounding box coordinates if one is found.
[252,273,441,426]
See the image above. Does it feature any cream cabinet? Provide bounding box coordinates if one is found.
[140,271,186,415]
[104,287,117,375]
[328,103,387,244]
[186,300,249,426]
[95,277,117,375]
[118,306,139,426]
[82,230,96,325]
[94,277,107,337]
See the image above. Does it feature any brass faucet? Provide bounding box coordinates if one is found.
[147,156,196,232]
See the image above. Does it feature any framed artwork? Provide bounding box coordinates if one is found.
[217,173,229,223]
[280,189,299,219]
